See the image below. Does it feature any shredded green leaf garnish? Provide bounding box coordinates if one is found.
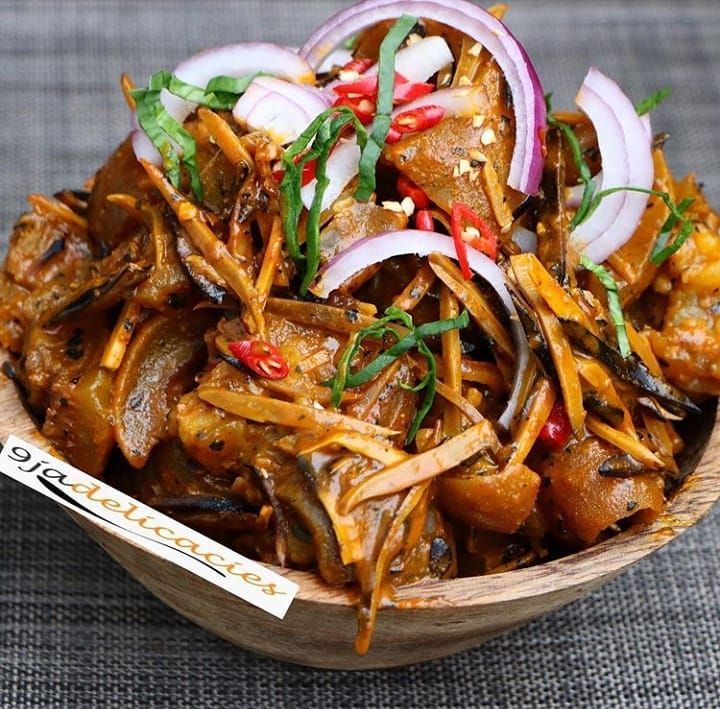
[650,196,695,264]
[578,185,696,266]
[329,306,470,443]
[131,71,261,201]
[547,115,597,229]
[279,107,369,292]
[636,87,671,116]
[354,14,418,202]
[343,34,360,50]
[580,255,631,358]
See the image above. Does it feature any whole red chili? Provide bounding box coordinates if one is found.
[397,175,430,208]
[538,400,572,451]
[391,105,445,135]
[451,202,499,270]
[415,209,434,231]
[228,340,290,380]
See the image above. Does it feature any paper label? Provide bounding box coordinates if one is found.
[0,435,298,619]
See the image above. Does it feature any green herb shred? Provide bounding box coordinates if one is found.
[636,87,671,116]
[354,14,418,202]
[279,107,369,293]
[329,306,470,444]
[650,196,695,264]
[579,185,696,266]
[580,255,631,358]
[132,71,261,201]
[547,115,596,229]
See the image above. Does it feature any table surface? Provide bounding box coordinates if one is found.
[1,1,719,706]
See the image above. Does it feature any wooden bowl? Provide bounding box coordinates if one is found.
[1,364,718,670]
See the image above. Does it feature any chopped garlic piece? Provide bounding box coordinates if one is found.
[458,159,472,176]
[468,42,483,57]
[462,226,481,242]
[472,114,485,128]
[458,76,473,87]
[481,128,497,146]
[338,70,360,82]
[400,196,415,217]
[382,200,405,213]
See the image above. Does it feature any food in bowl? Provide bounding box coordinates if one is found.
[1,0,718,655]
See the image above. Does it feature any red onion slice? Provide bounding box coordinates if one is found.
[163,43,314,125]
[511,225,537,254]
[131,43,315,164]
[317,47,354,74]
[390,86,487,119]
[311,229,530,428]
[325,35,453,93]
[131,130,160,164]
[246,92,311,145]
[570,68,654,263]
[565,115,650,209]
[301,0,546,194]
[301,137,362,211]
[233,77,329,145]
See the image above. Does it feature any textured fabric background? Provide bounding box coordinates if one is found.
[0,1,719,706]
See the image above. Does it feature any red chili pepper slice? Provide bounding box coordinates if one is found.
[385,127,402,144]
[271,157,318,186]
[333,73,379,98]
[340,57,375,75]
[301,159,318,186]
[450,204,473,280]
[332,95,376,124]
[391,105,445,135]
[538,400,572,451]
[451,202,499,270]
[392,81,434,105]
[228,340,290,380]
[397,175,430,209]
[415,209,434,231]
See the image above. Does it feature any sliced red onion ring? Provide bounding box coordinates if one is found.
[233,77,329,145]
[317,47,354,74]
[132,43,315,164]
[311,229,530,428]
[570,68,654,263]
[565,115,650,209]
[163,43,314,123]
[245,92,311,145]
[301,137,361,210]
[511,225,537,254]
[390,85,487,119]
[325,35,453,92]
[131,130,160,164]
[253,76,330,112]
[301,0,546,194]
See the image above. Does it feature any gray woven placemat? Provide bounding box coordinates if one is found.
[1,1,718,707]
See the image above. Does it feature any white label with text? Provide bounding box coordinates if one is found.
[0,435,298,619]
